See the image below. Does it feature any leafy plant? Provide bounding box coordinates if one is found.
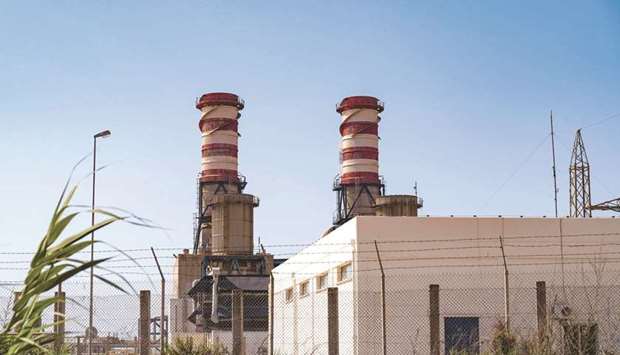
[490,321,517,354]
[164,336,229,355]
[0,181,125,354]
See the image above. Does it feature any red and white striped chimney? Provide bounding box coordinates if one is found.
[196,93,244,183]
[333,96,385,223]
[337,96,383,186]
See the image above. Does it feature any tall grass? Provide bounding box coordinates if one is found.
[0,182,125,354]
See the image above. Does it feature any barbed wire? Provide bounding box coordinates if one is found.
[0,231,618,256]
[2,249,620,271]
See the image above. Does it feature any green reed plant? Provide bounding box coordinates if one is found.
[0,182,126,354]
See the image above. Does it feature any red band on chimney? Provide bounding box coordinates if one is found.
[202,144,238,158]
[341,147,378,161]
[340,172,380,185]
[196,92,244,110]
[200,169,239,183]
[199,118,239,133]
[340,121,378,136]
[337,96,384,114]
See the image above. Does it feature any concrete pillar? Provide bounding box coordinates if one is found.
[429,284,440,355]
[328,287,339,355]
[54,291,66,351]
[232,289,244,355]
[536,281,547,338]
[139,290,151,355]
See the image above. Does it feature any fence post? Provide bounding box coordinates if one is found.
[139,290,151,355]
[150,247,167,351]
[54,291,66,351]
[499,235,510,332]
[268,273,274,355]
[232,289,244,355]
[328,287,339,355]
[374,241,386,355]
[429,284,440,355]
[536,281,547,339]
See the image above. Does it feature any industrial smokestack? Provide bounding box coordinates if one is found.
[333,96,385,225]
[194,92,257,255]
[196,93,244,184]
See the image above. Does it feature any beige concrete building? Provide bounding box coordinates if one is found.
[272,216,620,354]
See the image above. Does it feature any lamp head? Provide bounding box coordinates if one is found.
[94,130,112,139]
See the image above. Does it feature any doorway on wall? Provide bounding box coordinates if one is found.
[445,317,480,354]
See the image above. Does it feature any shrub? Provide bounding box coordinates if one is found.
[165,336,229,355]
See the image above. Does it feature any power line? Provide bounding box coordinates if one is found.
[581,112,620,130]
[478,134,551,211]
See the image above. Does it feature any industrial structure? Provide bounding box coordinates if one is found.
[271,98,620,354]
[568,129,620,217]
[167,93,618,354]
[332,96,422,226]
[569,129,592,218]
[272,216,620,354]
[171,93,276,354]
[590,198,620,213]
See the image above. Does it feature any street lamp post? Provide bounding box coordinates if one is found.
[88,130,111,355]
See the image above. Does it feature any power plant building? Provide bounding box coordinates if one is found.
[271,96,620,354]
[170,93,620,354]
[271,216,620,354]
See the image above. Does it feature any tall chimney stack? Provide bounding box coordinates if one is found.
[197,93,244,184]
[333,96,385,225]
[194,92,258,255]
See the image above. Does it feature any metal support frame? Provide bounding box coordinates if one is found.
[150,315,168,351]
[333,176,385,225]
[499,235,510,332]
[151,247,167,351]
[569,129,592,218]
[589,197,620,213]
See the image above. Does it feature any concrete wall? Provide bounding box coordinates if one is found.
[171,251,203,339]
[354,216,620,354]
[273,216,620,355]
[211,330,268,355]
[272,220,356,355]
[172,251,203,299]
[170,297,195,337]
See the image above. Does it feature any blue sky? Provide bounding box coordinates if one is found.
[0,1,619,280]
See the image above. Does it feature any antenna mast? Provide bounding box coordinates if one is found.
[550,111,559,218]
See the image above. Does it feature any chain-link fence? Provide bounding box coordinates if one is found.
[0,280,168,354]
[3,238,620,354]
[271,265,620,355]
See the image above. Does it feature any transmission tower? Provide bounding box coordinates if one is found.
[590,198,620,213]
[569,129,592,217]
